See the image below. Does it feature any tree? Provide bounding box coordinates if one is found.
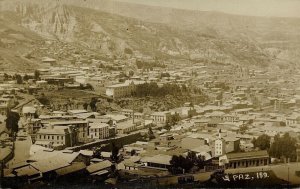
[37,94,50,106]
[90,98,97,112]
[269,133,297,161]
[169,155,193,174]
[86,83,94,91]
[4,73,9,81]
[166,113,181,128]
[239,125,248,134]
[83,102,89,110]
[6,110,20,138]
[15,74,23,84]
[23,74,30,81]
[34,70,40,81]
[130,149,136,156]
[148,127,155,140]
[252,134,271,150]
[110,142,120,163]
[128,70,134,77]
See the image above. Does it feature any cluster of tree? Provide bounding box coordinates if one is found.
[252,134,271,150]
[83,98,98,112]
[37,93,50,106]
[133,82,186,98]
[252,133,297,162]
[6,110,20,138]
[136,60,166,70]
[269,133,297,161]
[165,113,181,130]
[169,152,205,174]
[4,71,40,83]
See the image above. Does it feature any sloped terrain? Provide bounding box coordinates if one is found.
[0,0,299,70]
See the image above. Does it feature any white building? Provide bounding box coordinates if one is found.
[88,122,109,139]
[105,80,145,98]
[214,138,226,157]
[150,111,171,124]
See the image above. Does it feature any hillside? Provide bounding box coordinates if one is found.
[0,0,299,70]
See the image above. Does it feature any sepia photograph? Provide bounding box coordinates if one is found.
[0,0,300,188]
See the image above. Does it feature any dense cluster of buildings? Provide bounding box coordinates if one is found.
[1,59,300,186]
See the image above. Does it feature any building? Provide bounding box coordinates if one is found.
[116,120,141,134]
[86,160,112,177]
[22,106,37,119]
[120,109,144,120]
[105,80,145,99]
[48,120,89,143]
[151,111,171,124]
[140,154,172,170]
[105,81,135,99]
[35,126,76,149]
[219,150,269,169]
[214,138,226,157]
[27,118,43,138]
[88,123,109,139]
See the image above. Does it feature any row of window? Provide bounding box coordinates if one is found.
[229,159,268,167]
[37,134,65,140]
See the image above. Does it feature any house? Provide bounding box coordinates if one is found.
[8,150,90,183]
[86,160,112,177]
[120,109,144,120]
[88,122,109,139]
[285,113,300,126]
[27,118,43,138]
[181,133,214,149]
[116,120,141,134]
[104,114,128,125]
[151,111,171,124]
[42,57,56,66]
[140,154,172,170]
[219,150,269,169]
[22,106,37,119]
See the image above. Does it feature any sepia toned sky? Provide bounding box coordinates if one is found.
[116,0,300,18]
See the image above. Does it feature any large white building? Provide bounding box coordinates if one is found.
[105,80,145,98]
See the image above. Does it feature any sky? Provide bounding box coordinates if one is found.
[115,0,300,18]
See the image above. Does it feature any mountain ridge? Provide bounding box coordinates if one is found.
[0,0,299,71]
